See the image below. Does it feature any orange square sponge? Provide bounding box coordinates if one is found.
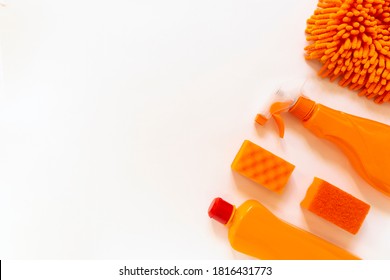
[231,140,295,193]
[301,177,370,235]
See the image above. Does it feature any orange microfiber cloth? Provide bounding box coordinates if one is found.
[301,177,370,234]
[305,0,390,103]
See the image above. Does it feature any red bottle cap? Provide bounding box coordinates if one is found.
[208,197,234,225]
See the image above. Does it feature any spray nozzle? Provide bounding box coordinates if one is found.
[255,99,294,138]
[255,80,307,138]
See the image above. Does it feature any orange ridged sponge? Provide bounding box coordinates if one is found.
[305,0,390,103]
[231,140,295,193]
[301,177,370,234]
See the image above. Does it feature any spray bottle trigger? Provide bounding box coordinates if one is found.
[255,100,294,138]
[271,113,285,138]
[255,111,286,138]
[269,101,294,138]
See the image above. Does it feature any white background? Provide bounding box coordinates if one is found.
[0,0,390,259]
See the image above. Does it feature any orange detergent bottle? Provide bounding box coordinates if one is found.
[208,197,359,260]
[255,84,390,197]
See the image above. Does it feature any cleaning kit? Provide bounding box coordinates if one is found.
[208,0,389,260]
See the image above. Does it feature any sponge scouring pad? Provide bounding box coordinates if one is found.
[301,177,370,234]
[231,140,295,193]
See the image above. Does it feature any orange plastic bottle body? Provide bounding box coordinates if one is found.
[299,103,390,196]
[227,200,359,260]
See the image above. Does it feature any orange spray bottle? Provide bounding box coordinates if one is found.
[208,197,359,260]
[255,83,390,197]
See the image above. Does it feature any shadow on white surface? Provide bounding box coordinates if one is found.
[301,208,357,252]
[231,171,287,211]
